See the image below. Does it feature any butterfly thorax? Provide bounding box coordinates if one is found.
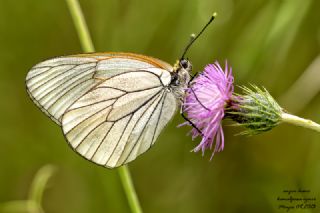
[169,59,192,101]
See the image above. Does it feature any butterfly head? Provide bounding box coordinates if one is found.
[173,58,192,72]
[172,58,192,83]
[170,58,192,100]
[179,58,192,73]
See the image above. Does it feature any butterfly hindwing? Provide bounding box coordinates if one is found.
[62,68,177,168]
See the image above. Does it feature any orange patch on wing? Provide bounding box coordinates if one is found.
[74,52,172,71]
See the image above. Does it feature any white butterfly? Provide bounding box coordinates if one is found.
[26,15,215,168]
[26,52,191,168]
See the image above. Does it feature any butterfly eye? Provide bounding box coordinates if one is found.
[180,59,189,69]
[171,73,180,86]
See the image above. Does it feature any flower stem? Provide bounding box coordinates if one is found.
[28,165,56,212]
[65,0,94,52]
[118,166,143,213]
[65,1,142,212]
[281,112,320,133]
[0,165,56,213]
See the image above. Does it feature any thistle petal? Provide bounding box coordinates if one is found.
[181,61,234,157]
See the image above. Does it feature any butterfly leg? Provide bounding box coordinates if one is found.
[188,72,198,85]
[181,71,205,135]
[180,110,203,136]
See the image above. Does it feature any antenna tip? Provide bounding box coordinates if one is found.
[212,12,218,18]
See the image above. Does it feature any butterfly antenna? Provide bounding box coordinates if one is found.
[180,13,217,60]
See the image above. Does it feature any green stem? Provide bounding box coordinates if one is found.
[65,1,142,212]
[65,0,94,52]
[281,112,320,133]
[28,165,56,206]
[0,200,41,213]
[118,167,143,213]
[0,165,56,213]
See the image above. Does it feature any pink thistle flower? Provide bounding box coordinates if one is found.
[182,61,234,158]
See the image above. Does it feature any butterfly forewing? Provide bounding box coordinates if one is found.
[26,57,98,124]
[26,53,177,168]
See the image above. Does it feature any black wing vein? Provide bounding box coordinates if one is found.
[150,92,167,146]
[105,114,134,165]
[90,123,115,161]
[31,64,96,93]
[27,61,96,81]
[39,66,95,103]
[123,91,166,164]
[107,89,163,122]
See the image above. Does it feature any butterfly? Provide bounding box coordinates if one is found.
[25,15,215,168]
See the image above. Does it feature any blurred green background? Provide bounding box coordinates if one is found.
[1,0,320,212]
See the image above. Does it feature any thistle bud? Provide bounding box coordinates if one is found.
[226,85,283,135]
